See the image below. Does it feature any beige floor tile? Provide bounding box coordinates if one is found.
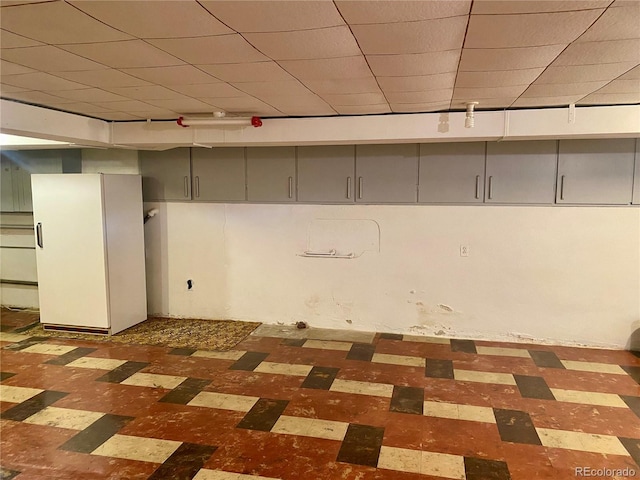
[453,369,516,385]
[550,388,628,408]
[302,339,352,351]
[188,391,259,412]
[253,361,312,377]
[21,344,77,355]
[91,434,181,463]
[0,332,30,343]
[193,469,281,480]
[423,401,496,423]
[271,415,348,441]
[121,372,187,389]
[378,445,421,474]
[24,406,104,430]
[66,357,127,370]
[476,346,531,358]
[402,335,451,344]
[372,353,424,367]
[330,378,394,398]
[0,385,43,403]
[378,446,465,479]
[192,350,246,360]
[560,360,627,375]
[536,428,629,455]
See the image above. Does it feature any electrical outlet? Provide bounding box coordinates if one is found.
[460,245,469,257]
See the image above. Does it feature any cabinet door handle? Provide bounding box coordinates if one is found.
[487,176,493,200]
[195,176,200,198]
[36,222,43,248]
[560,175,565,200]
[358,177,363,199]
[347,177,352,199]
[288,176,293,198]
[475,175,480,199]
[183,176,189,198]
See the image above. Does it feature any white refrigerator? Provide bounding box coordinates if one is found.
[31,174,147,334]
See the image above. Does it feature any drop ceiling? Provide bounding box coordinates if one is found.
[0,0,638,122]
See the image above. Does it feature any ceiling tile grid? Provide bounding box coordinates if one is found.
[0,0,637,121]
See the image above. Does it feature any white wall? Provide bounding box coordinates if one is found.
[144,202,640,349]
[81,148,139,174]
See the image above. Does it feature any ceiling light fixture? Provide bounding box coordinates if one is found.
[177,111,262,128]
[465,102,478,128]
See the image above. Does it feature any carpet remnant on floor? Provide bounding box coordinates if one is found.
[21,317,261,351]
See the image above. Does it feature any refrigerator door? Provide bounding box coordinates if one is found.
[31,174,110,328]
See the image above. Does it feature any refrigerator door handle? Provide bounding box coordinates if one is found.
[36,222,43,248]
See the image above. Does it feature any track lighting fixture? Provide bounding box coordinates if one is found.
[465,102,478,128]
[177,111,262,128]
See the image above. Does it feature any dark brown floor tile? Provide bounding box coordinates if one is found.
[336,423,385,467]
[346,343,375,361]
[621,395,640,419]
[619,437,640,467]
[464,457,511,480]
[147,442,217,480]
[301,366,339,390]
[168,347,197,356]
[425,358,454,379]
[622,365,640,385]
[529,350,565,369]
[236,398,288,431]
[514,374,555,400]
[95,361,148,383]
[0,467,20,479]
[1,372,16,382]
[493,408,541,445]
[59,413,133,453]
[159,377,211,405]
[378,333,403,341]
[228,351,270,371]
[281,338,306,347]
[3,336,49,351]
[1,390,68,421]
[389,385,423,415]
[44,347,97,366]
[451,339,477,354]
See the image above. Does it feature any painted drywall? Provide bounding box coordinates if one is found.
[81,148,139,174]
[144,202,640,349]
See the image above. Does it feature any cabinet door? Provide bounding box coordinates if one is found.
[297,145,355,203]
[246,147,296,202]
[557,139,635,205]
[633,139,640,205]
[419,142,485,203]
[191,147,246,202]
[355,144,418,203]
[140,148,191,201]
[1,154,15,212]
[485,141,557,204]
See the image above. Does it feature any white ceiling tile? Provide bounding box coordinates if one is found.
[69,1,232,39]
[48,102,114,114]
[465,10,604,49]
[512,95,588,107]
[148,35,268,64]
[576,5,640,42]
[100,112,146,121]
[61,41,185,69]
[53,69,152,88]
[0,59,35,75]
[170,83,245,98]
[1,1,50,6]
[127,111,178,120]
[335,104,392,115]
[143,98,218,113]
[521,81,609,97]
[458,98,516,109]
[278,105,336,116]
[472,0,610,14]
[197,62,294,83]
[594,79,640,94]
[259,95,332,109]
[367,51,460,77]
[1,72,89,90]
[336,1,471,24]
[0,46,106,72]
[90,100,156,111]
[553,39,640,64]
[386,89,453,104]
[535,63,637,84]
[352,17,467,54]
[302,77,380,94]
[51,88,130,103]
[378,73,456,92]
[244,27,360,61]
[459,45,566,71]
[279,56,372,80]
[390,102,450,113]
[0,29,43,47]
[104,85,186,101]
[618,65,640,80]
[0,83,28,93]
[322,92,387,106]
[577,91,640,104]
[232,80,312,97]
[200,0,344,32]
[0,1,133,44]
[455,69,544,88]
[453,85,528,99]
[121,65,219,85]
[3,90,71,104]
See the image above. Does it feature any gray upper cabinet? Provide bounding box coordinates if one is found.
[633,139,640,205]
[297,145,355,203]
[246,147,296,202]
[485,141,557,204]
[419,142,485,203]
[140,148,191,201]
[355,144,418,203]
[557,139,636,205]
[191,147,246,202]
